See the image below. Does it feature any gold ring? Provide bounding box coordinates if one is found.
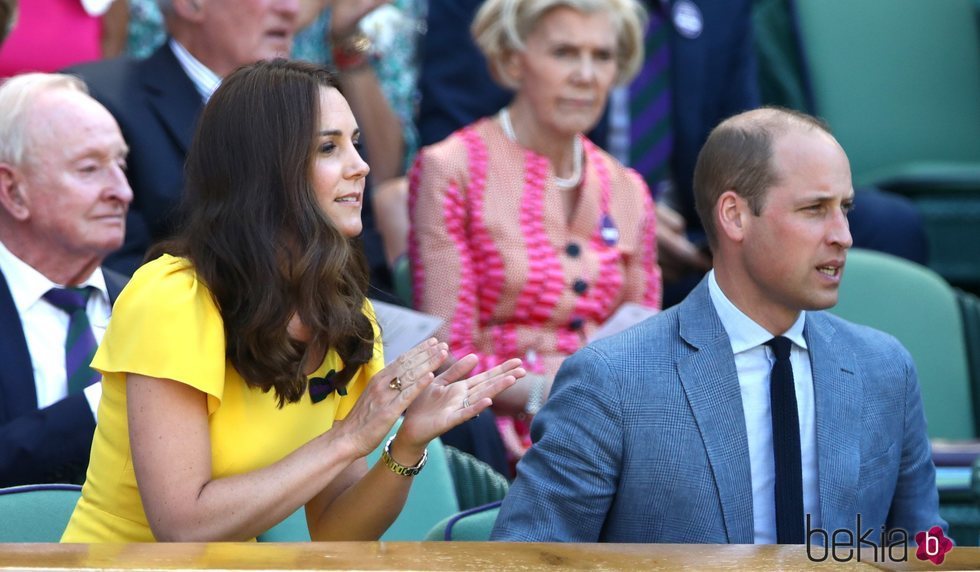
[389,377,403,391]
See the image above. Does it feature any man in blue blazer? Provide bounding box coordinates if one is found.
[492,107,944,543]
[0,73,131,486]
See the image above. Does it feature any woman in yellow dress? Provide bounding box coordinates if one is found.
[61,59,523,542]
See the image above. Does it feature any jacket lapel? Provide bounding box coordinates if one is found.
[102,267,129,305]
[677,280,755,543]
[140,42,204,156]
[0,271,37,421]
[805,313,861,531]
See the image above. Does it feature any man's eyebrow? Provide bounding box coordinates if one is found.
[799,192,854,202]
[69,143,131,160]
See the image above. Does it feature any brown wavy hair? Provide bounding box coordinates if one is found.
[152,59,374,406]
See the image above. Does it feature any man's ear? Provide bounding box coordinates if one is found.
[716,190,748,244]
[0,164,30,222]
[173,0,207,23]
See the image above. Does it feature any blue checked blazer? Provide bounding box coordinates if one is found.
[491,278,944,542]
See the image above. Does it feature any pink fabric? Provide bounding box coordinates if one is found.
[0,0,102,78]
[410,118,660,377]
[409,118,661,460]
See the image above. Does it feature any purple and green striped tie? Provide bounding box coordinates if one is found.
[629,7,673,188]
[44,287,100,394]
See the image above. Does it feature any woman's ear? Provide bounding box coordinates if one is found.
[495,48,523,91]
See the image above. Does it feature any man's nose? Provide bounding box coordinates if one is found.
[829,206,853,249]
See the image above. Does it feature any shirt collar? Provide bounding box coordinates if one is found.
[0,239,109,314]
[707,270,807,354]
[169,39,222,102]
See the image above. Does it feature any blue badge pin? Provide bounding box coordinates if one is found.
[672,0,703,40]
[600,214,619,246]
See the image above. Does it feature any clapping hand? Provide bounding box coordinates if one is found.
[332,338,448,458]
[397,355,525,449]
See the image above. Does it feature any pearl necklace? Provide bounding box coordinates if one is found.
[498,108,583,190]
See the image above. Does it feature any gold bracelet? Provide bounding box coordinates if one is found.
[332,30,373,72]
[380,435,427,477]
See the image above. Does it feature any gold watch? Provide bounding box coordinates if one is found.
[380,435,427,477]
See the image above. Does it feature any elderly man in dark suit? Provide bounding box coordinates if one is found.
[492,107,944,543]
[67,0,301,275]
[0,73,130,486]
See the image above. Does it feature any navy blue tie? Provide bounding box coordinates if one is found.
[766,336,804,544]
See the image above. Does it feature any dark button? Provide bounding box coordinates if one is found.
[565,243,581,257]
[572,279,588,295]
[569,317,585,331]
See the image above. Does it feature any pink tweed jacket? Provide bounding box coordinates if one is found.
[408,117,661,380]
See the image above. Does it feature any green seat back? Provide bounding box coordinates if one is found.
[795,0,980,186]
[0,484,82,542]
[258,420,458,541]
[443,446,509,511]
[830,249,974,439]
[424,502,501,541]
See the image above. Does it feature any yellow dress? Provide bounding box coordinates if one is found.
[61,254,381,542]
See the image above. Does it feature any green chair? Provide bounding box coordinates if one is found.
[830,249,974,439]
[424,501,502,541]
[258,420,459,541]
[443,446,509,511]
[0,484,82,542]
[795,0,980,286]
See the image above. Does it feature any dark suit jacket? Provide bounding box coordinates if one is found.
[0,269,127,487]
[67,43,203,276]
[492,278,944,542]
[417,0,760,228]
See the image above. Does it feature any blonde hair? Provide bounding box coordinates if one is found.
[472,0,647,88]
[0,73,89,166]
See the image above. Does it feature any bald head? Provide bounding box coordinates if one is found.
[693,107,836,248]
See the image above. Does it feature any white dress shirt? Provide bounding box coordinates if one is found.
[169,38,221,102]
[707,270,821,543]
[0,240,110,418]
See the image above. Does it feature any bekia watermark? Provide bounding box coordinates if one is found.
[805,514,952,565]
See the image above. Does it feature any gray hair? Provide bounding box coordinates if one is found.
[0,73,89,166]
[472,0,647,88]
